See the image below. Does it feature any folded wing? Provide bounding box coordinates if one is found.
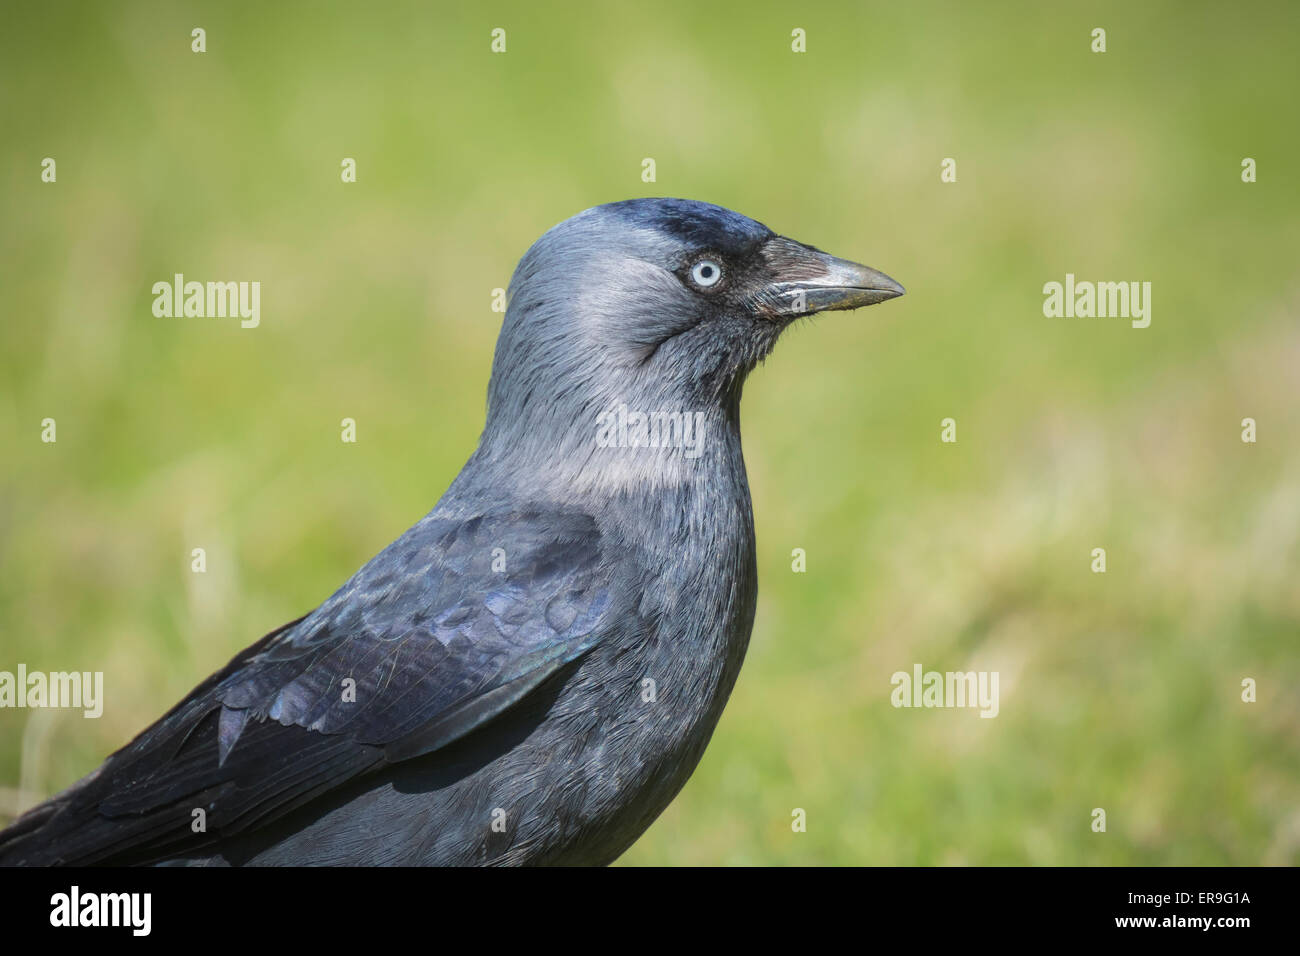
[0,509,629,865]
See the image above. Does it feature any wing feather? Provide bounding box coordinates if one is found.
[0,508,628,865]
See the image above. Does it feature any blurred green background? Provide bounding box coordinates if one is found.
[1,1,1297,865]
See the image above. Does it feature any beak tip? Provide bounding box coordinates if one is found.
[858,273,905,307]
[874,273,905,299]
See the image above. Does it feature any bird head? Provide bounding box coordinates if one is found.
[476,198,903,493]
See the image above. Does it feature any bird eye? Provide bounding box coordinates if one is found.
[689,259,723,288]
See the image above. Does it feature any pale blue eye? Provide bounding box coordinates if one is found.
[690,260,722,287]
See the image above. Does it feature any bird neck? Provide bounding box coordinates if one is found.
[452,396,749,511]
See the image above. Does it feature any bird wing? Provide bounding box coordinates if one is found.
[2,509,631,864]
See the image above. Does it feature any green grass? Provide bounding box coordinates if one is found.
[1,0,1297,865]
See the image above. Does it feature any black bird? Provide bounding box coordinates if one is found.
[0,198,903,865]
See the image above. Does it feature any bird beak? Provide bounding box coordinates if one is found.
[754,236,905,319]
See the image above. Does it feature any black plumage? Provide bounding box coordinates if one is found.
[0,198,902,865]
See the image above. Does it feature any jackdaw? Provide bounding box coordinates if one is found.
[0,197,903,865]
